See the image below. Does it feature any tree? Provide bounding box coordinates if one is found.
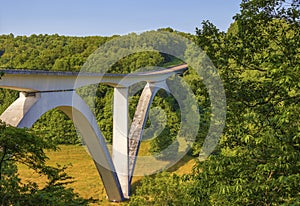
[189,0,300,205]
[130,0,300,205]
[32,109,80,145]
[0,120,89,205]
[129,172,195,206]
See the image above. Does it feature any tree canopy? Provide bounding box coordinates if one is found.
[130,0,300,205]
[0,121,90,205]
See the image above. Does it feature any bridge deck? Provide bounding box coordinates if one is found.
[0,64,187,92]
[0,64,187,77]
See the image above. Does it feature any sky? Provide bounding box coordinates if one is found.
[0,0,241,37]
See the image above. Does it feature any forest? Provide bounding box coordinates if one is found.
[0,0,299,205]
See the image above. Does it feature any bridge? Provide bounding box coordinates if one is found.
[0,64,188,202]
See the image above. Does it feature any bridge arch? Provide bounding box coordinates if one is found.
[0,90,124,201]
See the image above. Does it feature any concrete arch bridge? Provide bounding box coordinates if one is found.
[0,64,187,201]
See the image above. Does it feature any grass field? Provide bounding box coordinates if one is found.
[18,143,196,205]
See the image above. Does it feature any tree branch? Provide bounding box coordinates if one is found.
[0,146,7,180]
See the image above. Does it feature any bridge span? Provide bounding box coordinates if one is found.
[0,64,187,201]
[0,64,187,91]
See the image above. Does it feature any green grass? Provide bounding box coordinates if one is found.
[18,143,196,205]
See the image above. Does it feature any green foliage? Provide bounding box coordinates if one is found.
[0,88,18,114]
[32,109,80,145]
[95,85,114,143]
[129,172,196,206]
[0,121,89,205]
[129,0,300,205]
[0,34,112,71]
[182,69,211,156]
[148,90,181,156]
[110,51,164,73]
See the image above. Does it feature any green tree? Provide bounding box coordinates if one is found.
[32,109,80,145]
[129,172,195,206]
[130,0,300,205]
[189,0,300,205]
[0,121,89,205]
[0,89,18,115]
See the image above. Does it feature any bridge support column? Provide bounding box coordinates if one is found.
[112,87,129,198]
[0,92,41,127]
[128,80,169,183]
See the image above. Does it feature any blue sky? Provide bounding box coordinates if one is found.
[0,0,241,37]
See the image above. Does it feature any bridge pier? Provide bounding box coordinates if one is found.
[111,81,170,198]
[0,92,40,127]
[128,80,169,184]
[112,86,130,198]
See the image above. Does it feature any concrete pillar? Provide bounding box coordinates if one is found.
[112,87,129,198]
[0,92,40,127]
[128,80,169,184]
